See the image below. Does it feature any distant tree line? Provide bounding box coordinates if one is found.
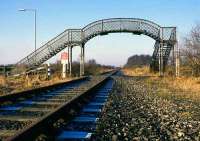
[124,55,151,68]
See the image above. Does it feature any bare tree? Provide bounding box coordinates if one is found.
[183,23,200,76]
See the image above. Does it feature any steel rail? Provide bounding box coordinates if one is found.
[5,73,115,141]
[0,71,117,141]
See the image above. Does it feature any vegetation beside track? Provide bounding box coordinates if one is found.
[122,67,200,101]
[0,61,113,96]
[122,66,156,76]
[96,76,200,140]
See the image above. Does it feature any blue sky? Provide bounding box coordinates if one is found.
[0,0,199,66]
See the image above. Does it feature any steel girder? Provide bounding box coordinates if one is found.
[16,18,176,72]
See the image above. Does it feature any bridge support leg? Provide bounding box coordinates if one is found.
[82,44,85,75]
[69,46,72,77]
[80,44,85,76]
[175,43,180,77]
[67,46,70,73]
[159,42,164,76]
[172,45,175,68]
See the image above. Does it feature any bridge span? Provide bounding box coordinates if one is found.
[16,18,179,76]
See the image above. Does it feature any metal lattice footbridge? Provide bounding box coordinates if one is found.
[16,18,178,76]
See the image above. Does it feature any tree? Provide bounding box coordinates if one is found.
[182,23,200,76]
[124,55,151,68]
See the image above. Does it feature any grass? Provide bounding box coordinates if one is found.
[122,66,158,76]
[146,76,200,101]
[0,67,111,95]
[123,66,200,100]
[0,74,74,95]
[0,75,6,86]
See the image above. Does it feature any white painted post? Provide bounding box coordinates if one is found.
[47,63,51,80]
[62,63,66,78]
[61,52,68,79]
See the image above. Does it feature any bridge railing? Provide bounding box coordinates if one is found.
[162,27,176,42]
[82,18,161,42]
[17,29,82,68]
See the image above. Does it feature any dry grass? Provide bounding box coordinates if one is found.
[0,74,74,95]
[122,66,157,76]
[164,76,200,92]
[0,75,12,95]
[0,75,6,86]
[0,67,107,95]
[122,66,200,101]
[146,76,200,102]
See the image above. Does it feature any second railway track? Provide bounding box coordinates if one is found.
[0,71,117,141]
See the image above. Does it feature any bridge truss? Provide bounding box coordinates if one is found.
[16,18,179,76]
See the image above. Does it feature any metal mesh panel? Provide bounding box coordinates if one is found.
[83,18,161,42]
[162,27,176,41]
[83,23,102,39]
[70,30,82,42]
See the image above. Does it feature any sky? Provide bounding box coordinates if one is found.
[0,0,199,66]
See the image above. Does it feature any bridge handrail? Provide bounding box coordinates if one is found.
[82,18,161,42]
[17,29,82,65]
[82,18,161,31]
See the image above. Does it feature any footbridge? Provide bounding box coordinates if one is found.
[16,18,179,76]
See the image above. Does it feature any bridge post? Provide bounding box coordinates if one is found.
[172,45,176,76]
[175,42,180,77]
[172,45,175,66]
[159,43,164,76]
[69,46,72,77]
[80,44,85,76]
[67,46,70,73]
[159,29,164,76]
[82,44,85,75]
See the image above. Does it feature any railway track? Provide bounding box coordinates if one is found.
[0,71,117,141]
